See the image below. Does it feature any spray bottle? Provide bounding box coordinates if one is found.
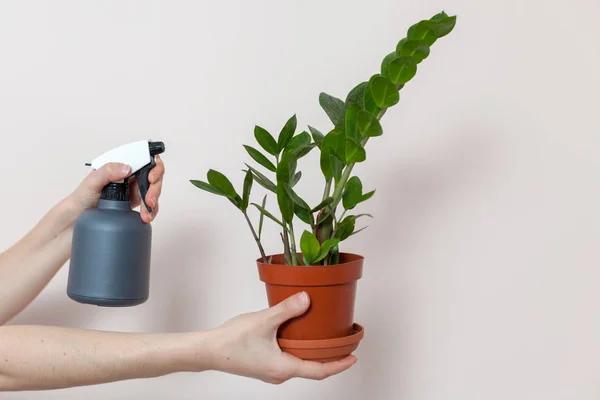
[67,140,166,306]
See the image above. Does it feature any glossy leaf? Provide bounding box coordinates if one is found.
[396,39,430,64]
[343,176,375,209]
[300,230,320,265]
[242,169,252,211]
[276,151,297,186]
[292,143,317,159]
[430,11,449,21]
[207,170,237,199]
[190,180,223,196]
[345,81,367,110]
[380,51,398,78]
[335,216,355,241]
[254,125,279,156]
[407,20,437,46]
[277,183,295,223]
[345,104,360,141]
[258,194,267,239]
[429,14,456,37]
[286,131,311,152]
[243,145,276,172]
[313,238,340,263]
[319,92,345,126]
[387,56,417,85]
[368,75,399,108]
[343,176,363,209]
[278,114,297,151]
[245,164,276,193]
[311,197,333,213]
[308,125,325,147]
[357,110,383,137]
[291,171,302,187]
[294,204,313,226]
[251,202,286,229]
[345,137,366,163]
[286,185,311,212]
[320,143,334,179]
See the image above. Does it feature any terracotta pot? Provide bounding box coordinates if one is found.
[256,252,363,341]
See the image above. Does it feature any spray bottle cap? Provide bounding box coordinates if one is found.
[85,140,165,212]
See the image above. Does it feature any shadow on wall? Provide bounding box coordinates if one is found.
[355,125,503,398]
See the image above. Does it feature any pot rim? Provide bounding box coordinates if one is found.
[255,252,364,267]
[256,253,363,286]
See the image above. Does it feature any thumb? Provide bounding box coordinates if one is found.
[265,292,310,328]
[80,163,131,193]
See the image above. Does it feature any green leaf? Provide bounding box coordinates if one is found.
[380,51,399,78]
[343,176,363,209]
[311,197,333,213]
[245,164,276,193]
[276,151,297,186]
[313,238,340,263]
[396,39,430,64]
[345,137,366,163]
[190,180,224,196]
[258,194,267,239]
[294,204,313,226]
[368,75,400,108]
[429,14,456,37]
[336,214,373,241]
[357,110,383,137]
[278,114,297,151]
[319,92,345,126]
[345,104,360,142]
[207,170,237,199]
[348,225,369,238]
[291,143,317,159]
[243,145,276,172]
[242,169,253,211]
[254,125,279,156]
[332,157,343,184]
[308,125,325,147]
[300,230,320,265]
[323,131,346,165]
[320,143,333,179]
[286,185,311,212]
[387,56,417,85]
[345,81,367,110]
[430,11,449,22]
[336,216,355,241]
[342,177,375,209]
[291,171,302,187]
[277,183,295,224]
[286,131,311,152]
[251,202,286,229]
[407,20,437,46]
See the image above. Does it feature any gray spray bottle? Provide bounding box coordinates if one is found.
[67,140,166,306]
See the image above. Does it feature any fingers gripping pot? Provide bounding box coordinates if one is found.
[67,140,166,306]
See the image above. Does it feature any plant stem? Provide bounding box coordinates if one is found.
[288,222,299,265]
[322,178,332,201]
[282,230,292,264]
[243,211,267,263]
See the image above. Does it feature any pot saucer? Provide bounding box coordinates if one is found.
[277,323,364,362]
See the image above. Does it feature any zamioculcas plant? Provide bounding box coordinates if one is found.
[191,11,457,362]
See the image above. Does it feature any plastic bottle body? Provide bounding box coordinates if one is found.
[67,199,152,306]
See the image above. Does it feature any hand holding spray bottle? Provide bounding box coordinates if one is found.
[67,140,166,306]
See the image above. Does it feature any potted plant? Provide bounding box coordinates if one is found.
[191,11,457,362]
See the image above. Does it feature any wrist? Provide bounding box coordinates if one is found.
[170,331,218,373]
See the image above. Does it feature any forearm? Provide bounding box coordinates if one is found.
[0,325,208,391]
[0,198,81,324]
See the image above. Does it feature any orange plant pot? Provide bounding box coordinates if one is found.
[257,252,365,362]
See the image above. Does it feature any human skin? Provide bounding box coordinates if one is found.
[0,159,356,391]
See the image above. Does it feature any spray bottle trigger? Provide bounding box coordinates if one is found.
[135,159,156,213]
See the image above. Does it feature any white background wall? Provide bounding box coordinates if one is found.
[0,0,599,399]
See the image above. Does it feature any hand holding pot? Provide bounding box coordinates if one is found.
[207,292,357,384]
